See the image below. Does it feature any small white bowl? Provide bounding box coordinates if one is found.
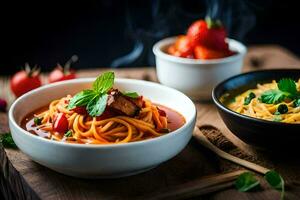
[8,78,196,178]
[153,36,247,100]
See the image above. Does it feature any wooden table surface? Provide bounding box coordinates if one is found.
[1,45,300,200]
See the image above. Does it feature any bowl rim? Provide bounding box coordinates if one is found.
[153,36,247,65]
[212,68,300,126]
[9,78,197,149]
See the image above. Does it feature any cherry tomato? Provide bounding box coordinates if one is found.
[48,66,76,83]
[48,55,78,83]
[10,64,42,97]
[53,113,69,133]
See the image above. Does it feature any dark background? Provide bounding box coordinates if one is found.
[0,0,299,75]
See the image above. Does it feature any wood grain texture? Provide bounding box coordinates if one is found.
[1,45,300,200]
[140,170,247,200]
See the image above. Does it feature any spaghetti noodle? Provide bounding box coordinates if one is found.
[225,79,300,123]
[22,71,185,144]
[23,95,185,144]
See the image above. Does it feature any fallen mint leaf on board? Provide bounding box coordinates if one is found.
[0,133,18,149]
[265,170,285,200]
[235,172,260,192]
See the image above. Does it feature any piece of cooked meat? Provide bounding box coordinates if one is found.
[130,96,144,108]
[107,90,140,117]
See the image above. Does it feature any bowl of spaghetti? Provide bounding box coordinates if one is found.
[212,69,300,150]
[9,72,196,178]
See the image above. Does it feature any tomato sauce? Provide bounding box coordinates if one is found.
[156,104,185,132]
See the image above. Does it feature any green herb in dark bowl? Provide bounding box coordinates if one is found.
[244,92,256,105]
[293,99,300,107]
[260,78,300,104]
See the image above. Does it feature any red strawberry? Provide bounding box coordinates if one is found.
[174,35,194,57]
[167,45,176,55]
[206,18,227,50]
[194,45,229,59]
[187,18,228,51]
[167,35,194,58]
[187,20,208,48]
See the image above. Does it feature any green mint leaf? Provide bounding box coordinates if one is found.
[244,92,256,105]
[122,91,139,98]
[260,78,300,105]
[67,71,115,117]
[235,172,260,192]
[64,130,73,137]
[0,133,17,149]
[93,71,115,93]
[68,90,95,110]
[87,94,108,117]
[278,78,297,95]
[265,170,285,200]
[34,117,43,125]
[260,90,287,104]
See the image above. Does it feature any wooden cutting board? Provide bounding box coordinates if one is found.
[1,45,300,200]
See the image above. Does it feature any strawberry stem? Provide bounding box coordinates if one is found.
[205,17,222,29]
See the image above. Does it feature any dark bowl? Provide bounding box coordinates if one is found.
[212,69,300,150]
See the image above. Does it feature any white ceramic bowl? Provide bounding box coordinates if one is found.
[153,36,247,100]
[8,78,196,178]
